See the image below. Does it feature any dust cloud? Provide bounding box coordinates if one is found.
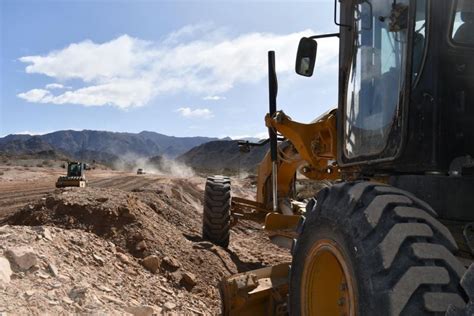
[112,153,195,178]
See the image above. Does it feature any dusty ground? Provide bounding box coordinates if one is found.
[0,164,145,220]
[0,165,291,315]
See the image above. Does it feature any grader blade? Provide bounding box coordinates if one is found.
[264,213,302,249]
[264,212,301,236]
[221,263,290,316]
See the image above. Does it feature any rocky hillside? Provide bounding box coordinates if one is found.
[0,137,55,155]
[178,140,268,173]
[0,130,217,163]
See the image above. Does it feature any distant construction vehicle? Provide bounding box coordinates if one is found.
[137,168,145,175]
[202,1,474,315]
[55,162,87,188]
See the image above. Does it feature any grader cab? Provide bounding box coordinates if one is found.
[202,0,474,315]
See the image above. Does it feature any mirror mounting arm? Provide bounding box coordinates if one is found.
[309,33,340,40]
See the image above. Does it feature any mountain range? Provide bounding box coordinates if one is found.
[0,130,217,162]
[178,140,268,172]
[0,130,269,172]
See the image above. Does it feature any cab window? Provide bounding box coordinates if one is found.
[344,0,409,159]
[451,0,474,46]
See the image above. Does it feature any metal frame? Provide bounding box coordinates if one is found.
[412,0,431,88]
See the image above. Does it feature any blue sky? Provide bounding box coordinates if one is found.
[1,0,339,138]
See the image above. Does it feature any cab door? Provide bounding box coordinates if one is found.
[339,0,411,165]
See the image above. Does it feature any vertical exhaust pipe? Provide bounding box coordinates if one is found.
[268,51,278,212]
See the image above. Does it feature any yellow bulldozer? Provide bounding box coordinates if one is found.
[55,161,87,188]
[202,1,474,315]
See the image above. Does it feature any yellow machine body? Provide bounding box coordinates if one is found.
[221,263,290,316]
[255,110,340,209]
[223,109,348,315]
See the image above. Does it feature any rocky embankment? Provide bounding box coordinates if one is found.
[0,178,290,315]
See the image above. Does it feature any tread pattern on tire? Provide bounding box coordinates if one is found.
[202,176,231,248]
[447,263,474,316]
[291,181,467,315]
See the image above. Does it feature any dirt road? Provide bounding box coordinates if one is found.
[0,168,163,219]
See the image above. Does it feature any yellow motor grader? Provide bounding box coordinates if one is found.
[55,161,87,188]
[202,0,474,315]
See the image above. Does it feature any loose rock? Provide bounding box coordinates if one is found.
[25,290,35,297]
[43,228,53,241]
[97,285,112,293]
[5,246,38,271]
[142,255,160,273]
[0,257,12,283]
[180,272,197,290]
[92,254,105,265]
[163,301,176,311]
[0,225,10,234]
[162,256,180,271]
[125,305,155,316]
[116,252,131,264]
[48,263,59,277]
[37,271,50,279]
[62,296,74,305]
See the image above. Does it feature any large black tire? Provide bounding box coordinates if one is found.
[202,176,231,248]
[447,263,474,315]
[290,181,467,315]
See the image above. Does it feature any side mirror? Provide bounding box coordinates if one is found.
[295,37,317,77]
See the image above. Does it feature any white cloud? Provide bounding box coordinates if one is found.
[19,80,153,108]
[18,26,338,109]
[163,23,214,45]
[18,89,52,103]
[229,132,268,140]
[176,107,214,119]
[45,83,65,89]
[19,35,150,82]
[203,95,226,101]
[11,130,52,136]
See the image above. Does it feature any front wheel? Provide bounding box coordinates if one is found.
[290,181,467,315]
[202,176,231,248]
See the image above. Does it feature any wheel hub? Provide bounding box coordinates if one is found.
[301,239,356,316]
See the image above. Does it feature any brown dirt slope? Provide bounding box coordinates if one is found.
[4,177,290,314]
